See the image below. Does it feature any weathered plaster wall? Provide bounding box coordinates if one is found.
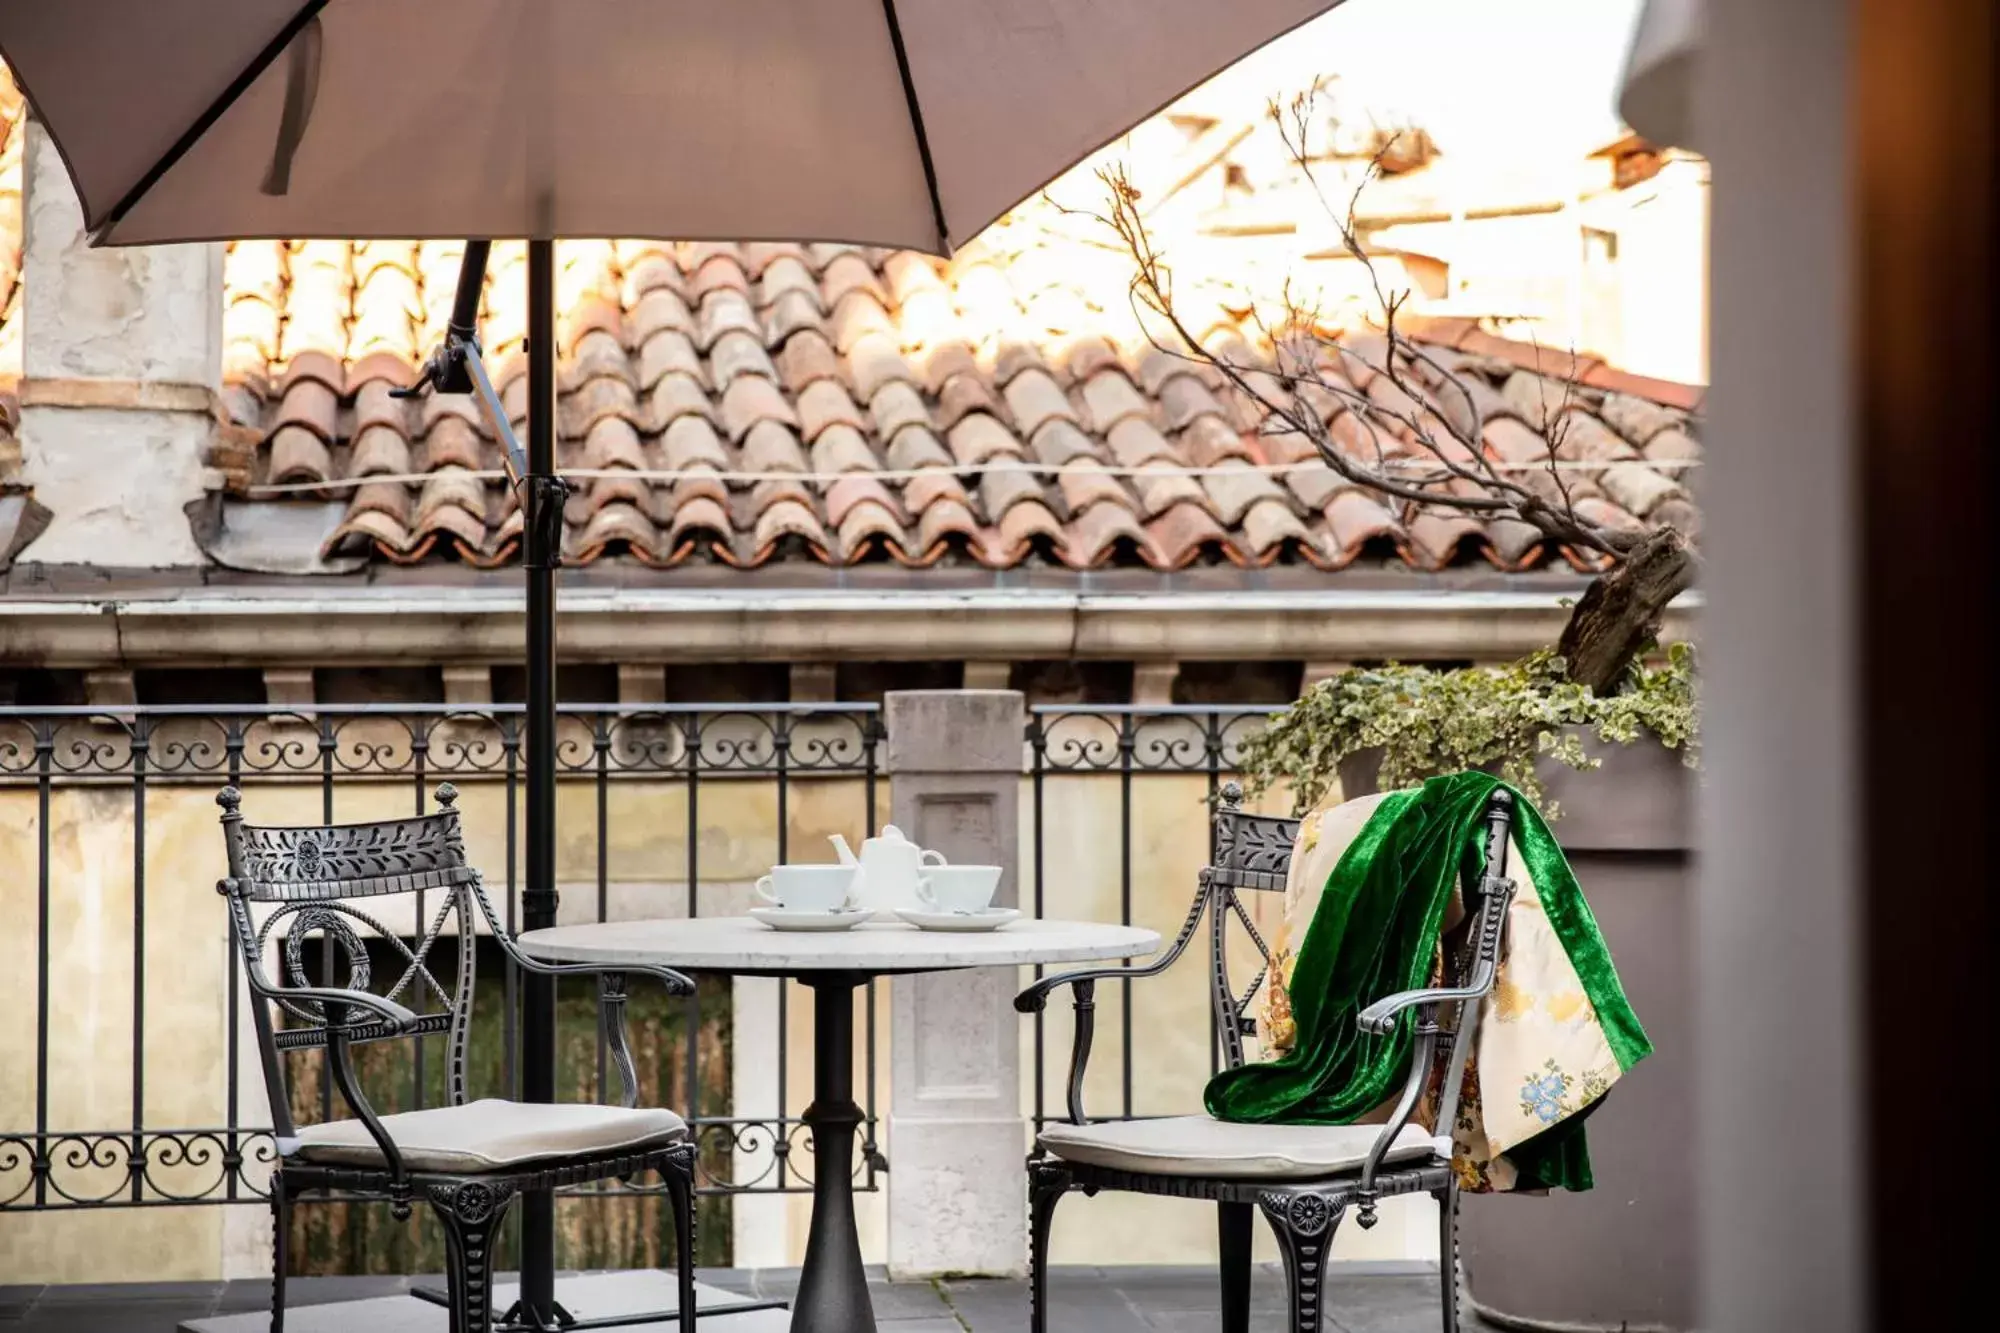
[16,122,219,568]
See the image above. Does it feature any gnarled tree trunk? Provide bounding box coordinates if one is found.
[1557,527,1697,693]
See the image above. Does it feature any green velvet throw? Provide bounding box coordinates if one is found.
[1203,771,1650,1192]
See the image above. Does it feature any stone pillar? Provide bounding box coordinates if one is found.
[1132,661,1180,705]
[884,689,1026,1278]
[789,662,837,703]
[17,120,223,567]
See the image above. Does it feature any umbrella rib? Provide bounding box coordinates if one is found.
[94,0,331,240]
[878,0,950,254]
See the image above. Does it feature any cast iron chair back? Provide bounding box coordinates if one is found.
[217,783,493,1148]
[1205,783,1305,1070]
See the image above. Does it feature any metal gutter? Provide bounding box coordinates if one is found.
[0,586,1700,668]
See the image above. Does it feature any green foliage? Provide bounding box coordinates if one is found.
[1238,644,1700,816]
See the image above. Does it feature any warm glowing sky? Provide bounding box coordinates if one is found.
[1200,0,1646,163]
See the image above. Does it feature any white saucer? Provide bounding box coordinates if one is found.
[892,906,1022,933]
[749,906,873,932]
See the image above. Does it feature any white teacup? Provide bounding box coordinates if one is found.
[916,865,1002,914]
[755,864,858,912]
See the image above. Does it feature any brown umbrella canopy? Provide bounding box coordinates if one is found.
[0,0,1339,252]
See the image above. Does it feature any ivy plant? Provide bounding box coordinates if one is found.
[1237,643,1699,816]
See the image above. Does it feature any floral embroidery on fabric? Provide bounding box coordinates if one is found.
[1543,990,1589,1024]
[1580,1066,1614,1104]
[1519,1059,1574,1124]
[1493,971,1534,1021]
[1262,944,1298,1054]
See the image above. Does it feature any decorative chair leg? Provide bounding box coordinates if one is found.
[664,1146,700,1329]
[427,1181,518,1333]
[1436,1183,1461,1333]
[1028,1163,1071,1333]
[269,1175,289,1333]
[1259,1190,1344,1333]
[1218,1200,1253,1333]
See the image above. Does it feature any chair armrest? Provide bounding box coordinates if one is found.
[1018,966,1170,1126]
[1014,892,1204,1126]
[1355,967,1495,1037]
[1013,961,1166,1015]
[234,941,420,1034]
[501,946,697,998]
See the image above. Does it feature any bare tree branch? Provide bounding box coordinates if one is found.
[1062,82,1701,688]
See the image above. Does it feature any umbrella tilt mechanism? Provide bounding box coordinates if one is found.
[397,240,570,565]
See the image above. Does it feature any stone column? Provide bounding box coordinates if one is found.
[17,119,223,567]
[884,689,1026,1278]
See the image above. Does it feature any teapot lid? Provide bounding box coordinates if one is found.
[871,824,911,844]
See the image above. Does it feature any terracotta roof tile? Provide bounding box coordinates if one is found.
[847,332,916,403]
[1057,461,1136,516]
[1148,501,1232,569]
[720,376,799,442]
[920,341,980,394]
[796,378,866,443]
[750,497,832,563]
[1600,460,1686,519]
[835,499,908,563]
[827,474,904,528]
[1133,462,1207,518]
[740,419,809,475]
[1078,368,1149,433]
[350,423,411,477]
[993,497,1064,564]
[697,289,762,351]
[1030,419,1102,468]
[828,291,894,353]
[868,379,931,440]
[886,426,953,474]
[667,493,731,548]
[776,329,841,393]
[1106,417,1177,469]
[1202,460,1290,527]
[1323,488,1405,566]
[1406,509,1490,571]
[979,463,1045,521]
[1241,498,1311,562]
[810,423,881,478]
[1066,499,1154,568]
[914,496,982,557]
[936,372,1001,430]
[424,415,485,472]
[947,413,1022,466]
[171,208,1702,575]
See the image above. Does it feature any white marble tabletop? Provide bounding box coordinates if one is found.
[516,916,1160,976]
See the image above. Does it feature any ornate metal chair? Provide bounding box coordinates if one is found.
[1015,782,1518,1333]
[218,783,699,1333]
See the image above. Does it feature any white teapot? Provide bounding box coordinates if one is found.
[829,825,946,914]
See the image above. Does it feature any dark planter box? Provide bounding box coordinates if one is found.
[1340,738,1695,1331]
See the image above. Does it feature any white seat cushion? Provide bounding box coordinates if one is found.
[1037,1115,1439,1181]
[293,1098,686,1174]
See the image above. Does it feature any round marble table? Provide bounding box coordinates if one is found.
[517,916,1159,1333]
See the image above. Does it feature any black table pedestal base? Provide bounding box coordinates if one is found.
[791,972,874,1333]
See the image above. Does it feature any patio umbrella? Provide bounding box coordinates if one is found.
[0,1,1342,1327]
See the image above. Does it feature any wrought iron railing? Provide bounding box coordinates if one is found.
[0,703,884,1210]
[1024,705,1275,1130]
[1,698,1286,1223]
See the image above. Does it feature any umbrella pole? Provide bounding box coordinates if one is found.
[518,236,564,1327]
[404,237,567,1328]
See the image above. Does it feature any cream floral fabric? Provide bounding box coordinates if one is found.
[1254,789,1625,1193]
